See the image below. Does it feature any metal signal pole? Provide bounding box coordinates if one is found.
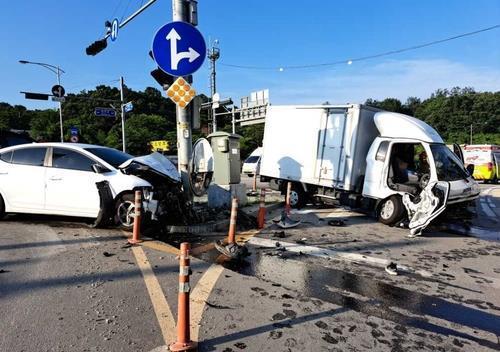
[120,76,126,152]
[208,41,220,132]
[173,0,194,201]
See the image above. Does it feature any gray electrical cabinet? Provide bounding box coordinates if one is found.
[208,131,241,184]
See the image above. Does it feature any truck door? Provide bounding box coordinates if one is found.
[452,143,464,164]
[316,110,347,183]
[402,181,450,236]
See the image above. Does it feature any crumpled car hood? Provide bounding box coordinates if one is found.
[119,152,181,183]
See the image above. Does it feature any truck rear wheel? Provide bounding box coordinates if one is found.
[287,183,307,208]
[378,195,405,225]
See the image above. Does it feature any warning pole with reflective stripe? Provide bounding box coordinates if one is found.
[169,242,197,351]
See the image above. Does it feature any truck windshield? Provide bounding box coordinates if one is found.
[430,144,468,181]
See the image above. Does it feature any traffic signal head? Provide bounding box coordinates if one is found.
[150,68,175,90]
[22,92,49,100]
[86,39,108,56]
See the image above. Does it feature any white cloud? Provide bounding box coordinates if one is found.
[266,59,500,104]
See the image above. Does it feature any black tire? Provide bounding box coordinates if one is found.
[288,183,307,209]
[247,173,254,178]
[0,194,5,220]
[377,195,405,225]
[114,193,136,231]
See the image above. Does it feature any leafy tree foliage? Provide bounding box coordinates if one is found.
[1,86,498,157]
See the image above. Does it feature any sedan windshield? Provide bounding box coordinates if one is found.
[85,147,133,168]
[245,155,260,163]
[430,144,469,181]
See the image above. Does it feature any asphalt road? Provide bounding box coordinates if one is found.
[1,184,499,351]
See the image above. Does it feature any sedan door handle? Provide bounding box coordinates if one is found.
[49,176,62,181]
[0,172,8,175]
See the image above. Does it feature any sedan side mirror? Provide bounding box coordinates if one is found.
[92,164,110,174]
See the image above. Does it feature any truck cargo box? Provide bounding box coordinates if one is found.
[260,104,379,192]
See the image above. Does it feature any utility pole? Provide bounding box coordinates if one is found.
[173,0,194,201]
[208,41,220,132]
[231,105,236,134]
[119,76,126,152]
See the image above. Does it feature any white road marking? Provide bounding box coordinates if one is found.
[190,264,225,341]
[247,236,432,277]
[131,246,176,344]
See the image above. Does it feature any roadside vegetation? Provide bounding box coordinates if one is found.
[0,86,498,157]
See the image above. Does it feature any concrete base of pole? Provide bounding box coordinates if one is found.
[208,184,247,209]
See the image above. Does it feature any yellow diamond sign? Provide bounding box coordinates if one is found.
[166,77,196,108]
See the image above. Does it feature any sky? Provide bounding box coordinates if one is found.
[0,0,499,110]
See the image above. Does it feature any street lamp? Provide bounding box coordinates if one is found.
[19,60,65,143]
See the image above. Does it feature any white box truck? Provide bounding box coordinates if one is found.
[260,104,480,235]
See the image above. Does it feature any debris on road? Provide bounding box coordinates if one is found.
[328,219,346,227]
[274,210,301,229]
[385,262,399,276]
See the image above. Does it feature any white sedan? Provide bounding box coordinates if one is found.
[0,143,183,230]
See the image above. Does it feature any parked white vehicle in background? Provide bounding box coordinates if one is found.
[260,104,480,235]
[242,147,263,177]
[0,143,184,230]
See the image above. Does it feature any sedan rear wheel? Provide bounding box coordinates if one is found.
[115,193,136,231]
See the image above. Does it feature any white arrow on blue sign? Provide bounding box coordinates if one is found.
[95,107,116,118]
[110,18,119,42]
[152,21,206,77]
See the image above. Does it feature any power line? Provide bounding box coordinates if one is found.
[220,24,500,71]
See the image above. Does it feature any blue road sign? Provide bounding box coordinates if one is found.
[94,107,116,118]
[152,21,206,77]
[110,19,119,42]
[124,101,134,113]
[70,127,79,136]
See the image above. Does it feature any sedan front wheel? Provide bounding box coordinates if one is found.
[115,193,136,231]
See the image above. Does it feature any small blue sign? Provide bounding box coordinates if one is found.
[94,107,116,118]
[110,18,119,42]
[124,101,134,113]
[152,21,206,77]
[70,127,79,136]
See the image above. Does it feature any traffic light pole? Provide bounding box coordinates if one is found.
[173,0,193,202]
[119,76,126,152]
[56,66,64,143]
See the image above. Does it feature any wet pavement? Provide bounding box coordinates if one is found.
[1,184,499,351]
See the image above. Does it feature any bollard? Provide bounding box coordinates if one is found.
[227,197,238,244]
[128,190,143,244]
[285,181,292,215]
[257,188,266,229]
[169,242,197,352]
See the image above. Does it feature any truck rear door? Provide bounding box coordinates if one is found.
[316,109,347,184]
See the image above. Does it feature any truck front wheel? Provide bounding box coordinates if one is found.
[377,195,405,225]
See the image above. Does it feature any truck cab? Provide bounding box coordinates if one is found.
[363,112,480,235]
